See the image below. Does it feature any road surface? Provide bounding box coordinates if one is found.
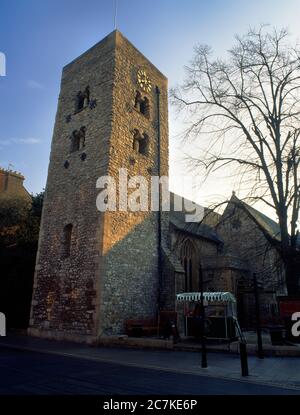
[0,347,298,395]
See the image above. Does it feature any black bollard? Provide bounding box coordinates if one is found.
[253,273,264,359]
[239,342,249,376]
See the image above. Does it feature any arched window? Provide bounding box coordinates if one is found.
[133,130,148,156]
[133,129,141,152]
[70,126,86,153]
[134,91,142,111]
[79,126,86,149]
[70,130,80,152]
[139,133,148,155]
[134,91,150,118]
[181,240,196,292]
[75,86,90,112]
[76,91,85,112]
[62,224,73,258]
[140,97,150,118]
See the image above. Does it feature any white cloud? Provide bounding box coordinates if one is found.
[14,137,41,144]
[27,80,45,90]
[0,137,41,146]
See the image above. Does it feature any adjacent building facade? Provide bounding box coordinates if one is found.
[161,194,288,329]
[0,168,31,201]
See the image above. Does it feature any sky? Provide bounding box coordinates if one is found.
[1,0,300,213]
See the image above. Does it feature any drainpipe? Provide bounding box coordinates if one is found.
[155,86,162,314]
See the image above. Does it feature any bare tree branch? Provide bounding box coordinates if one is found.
[171,25,300,294]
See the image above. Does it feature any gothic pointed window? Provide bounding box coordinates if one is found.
[181,240,196,292]
[183,258,188,291]
[62,224,73,258]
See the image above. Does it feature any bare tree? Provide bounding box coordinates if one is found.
[171,26,300,295]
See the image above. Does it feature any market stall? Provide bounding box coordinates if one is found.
[176,291,243,341]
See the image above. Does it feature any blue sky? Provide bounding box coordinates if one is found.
[1,0,300,204]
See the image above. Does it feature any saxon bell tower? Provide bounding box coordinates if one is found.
[29,31,169,343]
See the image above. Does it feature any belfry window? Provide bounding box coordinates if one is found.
[140,97,150,118]
[134,91,150,118]
[62,224,73,258]
[75,86,90,112]
[133,129,148,156]
[70,126,86,153]
[139,133,148,155]
[76,92,85,111]
[134,91,142,111]
[70,130,80,152]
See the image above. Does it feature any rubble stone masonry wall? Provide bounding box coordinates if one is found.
[29,31,169,342]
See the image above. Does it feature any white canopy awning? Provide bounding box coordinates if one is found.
[176,292,236,304]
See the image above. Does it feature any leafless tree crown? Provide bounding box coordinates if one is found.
[171,26,300,252]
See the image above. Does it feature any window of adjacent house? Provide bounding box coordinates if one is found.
[62,224,73,258]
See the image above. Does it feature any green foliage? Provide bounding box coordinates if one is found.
[0,191,44,328]
[0,191,44,247]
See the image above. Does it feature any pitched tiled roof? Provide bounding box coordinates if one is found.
[230,194,300,247]
[169,193,223,244]
[162,243,185,273]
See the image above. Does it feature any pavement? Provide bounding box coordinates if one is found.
[96,331,300,357]
[0,333,300,393]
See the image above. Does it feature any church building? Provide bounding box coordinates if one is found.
[29,31,290,343]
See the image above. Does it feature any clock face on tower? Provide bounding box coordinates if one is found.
[137,69,152,93]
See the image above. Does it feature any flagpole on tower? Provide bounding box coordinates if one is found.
[114,0,118,30]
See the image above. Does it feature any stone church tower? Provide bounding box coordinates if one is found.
[29,31,169,343]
